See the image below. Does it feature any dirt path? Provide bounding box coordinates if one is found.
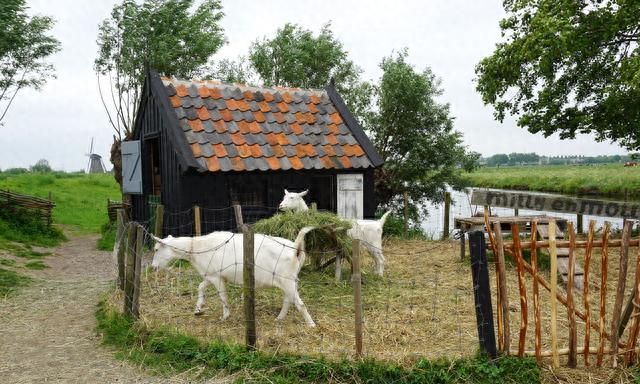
[0,235,223,383]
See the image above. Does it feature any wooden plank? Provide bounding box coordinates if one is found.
[352,238,363,358]
[471,189,640,219]
[153,204,164,238]
[132,225,143,319]
[597,222,611,367]
[549,220,560,369]
[567,222,577,368]
[115,209,128,291]
[531,221,542,363]
[194,205,201,236]
[511,224,528,357]
[494,221,510,354]
[516,238,640,249]
[583,220,596,366]
[610,220,632,367]
[626,229,640,365]
[242,225,256,350]
[123,223,137,317]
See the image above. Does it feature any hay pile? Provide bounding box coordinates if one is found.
[253,210,352,269]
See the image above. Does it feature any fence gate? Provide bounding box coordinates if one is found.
[337,173,363,219]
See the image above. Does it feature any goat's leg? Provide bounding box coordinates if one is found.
[194,280,210,315]
[292,291,316,327]
[367,243,385,276]
[209,277,230,320]
[276,292,293,321]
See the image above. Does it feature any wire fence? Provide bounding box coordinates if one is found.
[110,208,480,366]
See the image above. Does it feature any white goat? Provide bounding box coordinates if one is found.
[278,189,391,276]
[151,227,316,327]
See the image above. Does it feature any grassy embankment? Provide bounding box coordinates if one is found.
[463,163,640,198]
[0,172,120,295]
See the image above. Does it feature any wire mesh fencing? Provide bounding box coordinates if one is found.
[109,209,481,366]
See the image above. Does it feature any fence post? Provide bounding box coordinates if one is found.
[132,224,143,319]
[442,192,451,240]
[514,208,519,216]
[310,202,318,211]
[242,224,256,351]
[234,204,244,231]
[576,214,583,234]
[153,204,164,238]
[115,209,129,290]
[468,231,497,358]
[123,223,137,317]
[352,238,364,358]
[403,191,409,236]
[194,205,201,236]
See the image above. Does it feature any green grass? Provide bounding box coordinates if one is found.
[0,259,16,267]
[0,267,31,296]
[0,172,121,234]
[98,222,117,251]
[463,164,640,198]
[24,260,48,270]
[96,299,540,383]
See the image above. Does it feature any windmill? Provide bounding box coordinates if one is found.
[85,137,106,174]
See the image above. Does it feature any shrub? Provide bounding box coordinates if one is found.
[30,159,52,173]
[97,221,116,251]
[382,212,426,239]
[0,206,65,246]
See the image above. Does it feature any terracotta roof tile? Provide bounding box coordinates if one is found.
[265,156,280,170]
[220,109,233,122]
[213,143,227,157]
[230,156,245,171]
[162,78,378,173]
[289,156,304,170]
[187,119,204,132]
[207,156,221,172]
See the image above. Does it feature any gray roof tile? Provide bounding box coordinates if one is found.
[260,144,274,157]
[200,143,213,157]
[333,145,344,156]
[184,130,199,144]
[253,91,265,102]
[184,108,198,120]
[202,120,215,133]
[253,134,267,145]
[188,84,199,98]
[283,145,296,157]
[231,110,244,121]
[218,156,232,171]
[243,157,257,171]
[166,83,177,96]
[224,144,238,157]
[279,156,292,170]
[231,87,243,100]
[272,92,283,103]
[287,134,300,145]
[254,157,269,171]
[208,109,222,120]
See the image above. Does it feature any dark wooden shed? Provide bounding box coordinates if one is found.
[125,69,383,236]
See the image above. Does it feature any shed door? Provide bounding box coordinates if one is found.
[122,140,143,194]
[337,174,363,219]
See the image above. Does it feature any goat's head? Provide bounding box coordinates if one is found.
[150,235,175,270]
[278,189,309,211]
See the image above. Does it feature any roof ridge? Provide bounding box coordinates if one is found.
[161,76,327,96]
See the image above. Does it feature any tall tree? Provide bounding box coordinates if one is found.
[361,50,479,215]
[476,0,640,150]
[95,0,225,185]
[249,23,361,96]
[0,0,60,124]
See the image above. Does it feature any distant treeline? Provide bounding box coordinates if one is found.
[482,152,636,167]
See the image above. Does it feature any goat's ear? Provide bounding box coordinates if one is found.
[167,235,173,238]
[284,189,290,195]
[299,189,308,197]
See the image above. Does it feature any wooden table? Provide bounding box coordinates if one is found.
[454,215,569,260]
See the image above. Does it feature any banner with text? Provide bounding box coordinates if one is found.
[470,189,640,219]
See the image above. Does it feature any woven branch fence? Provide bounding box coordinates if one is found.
[0,189,55,226]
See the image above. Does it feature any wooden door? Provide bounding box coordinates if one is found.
[337,173,363,219]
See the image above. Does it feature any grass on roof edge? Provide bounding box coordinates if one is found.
[95,297,540,384]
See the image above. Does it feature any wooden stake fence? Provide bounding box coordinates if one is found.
[485,218,640,369]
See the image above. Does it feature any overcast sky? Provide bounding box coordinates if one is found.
[1,0,627,171]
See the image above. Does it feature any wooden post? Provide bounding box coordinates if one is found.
[352,238,363,358]
[310,202,317,211]
[132,224,143,319]
[115,209,128,290]
[153,204,164,238]
[531,221,542,363]
[494,222,510,354]
[469,231,497,358]
[194,205,201,236]
[610,220,632,367]
[403,191,409,236]
[511,224,527,357]
[626,229,640,365]
[234,204,244,231]
[597,222,611,367]
[514,208,519,216]
[549,220,560,369]
[242,224,256,351]
[442,192,451,240]
[583,220,596,366]
[123,223,137,317]
[460,230,466,261]
[567,222,577,368]
[335,249,342,282]
[576,214,583,235]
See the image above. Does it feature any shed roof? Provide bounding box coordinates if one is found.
[155,73,383,173]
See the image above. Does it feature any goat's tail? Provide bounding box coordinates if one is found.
[378,210,392,226]
[293,226,315,270]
